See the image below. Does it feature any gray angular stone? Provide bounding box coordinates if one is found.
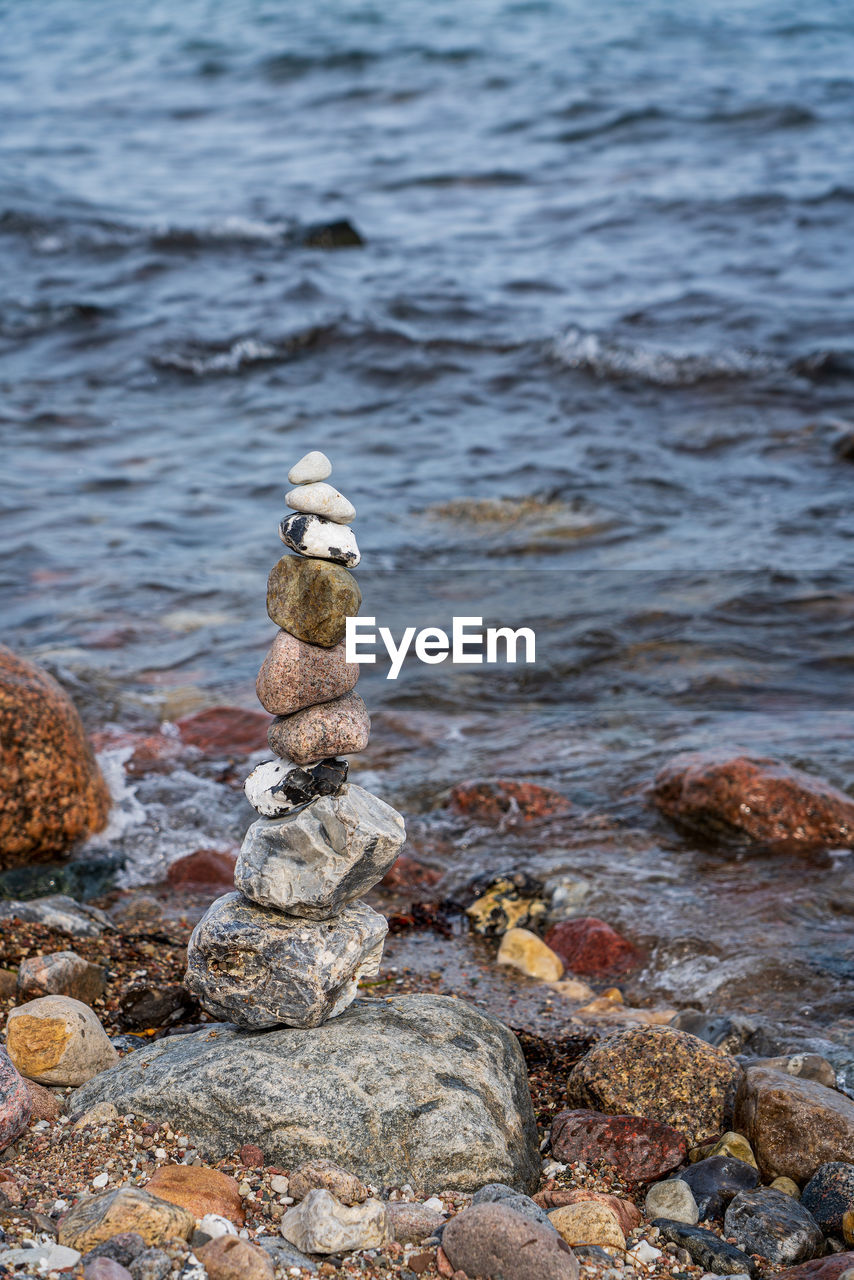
[385,1201,444,1243]
[471,1183,558,1232]
[724,1188,824,1266]
[280,1188,390,1254]
[645,1179,700,1225]
[279,513,360,568]
[68,994,540,1194]
[234,784,406,918]
[185,892,387,1029]
[256,1237,317,1273]
[0,894,112,937]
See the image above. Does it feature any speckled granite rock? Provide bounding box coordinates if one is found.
[724,1188,823,1266]
[801,1163,854,1237]
[734,1066,854,1182]
[0,645,110,864]
[279,513,360,568]
[256,631,359,717]
[234,785,405,918]
[0,1046,33,1152]
[441,1203,579,1280]
[267,692,370,765]
[184,892,387,1029]
[567,1025,743,1145]
[266,557,361,649]
[69,995,540,1194]
[773,1256,854,1280]
[17,950,107,1005]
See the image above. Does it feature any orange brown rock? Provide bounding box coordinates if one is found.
[146,1164,245,1225]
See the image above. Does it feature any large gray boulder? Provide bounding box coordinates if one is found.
[234,785,405,918]
[69,994,540,1194]
[185,892,387,1029]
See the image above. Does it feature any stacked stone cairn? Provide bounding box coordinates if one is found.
[186,451,407,1029]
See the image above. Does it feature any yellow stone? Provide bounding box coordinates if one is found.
[689,1130,757,1168]
[5,1014,70,1077]
[601,988,624,1003]
[466,881,546,936]
[6,995,117,1086]
[57,1186,195,1251]
[496,928,563,982]
[548,1202,626,1254]
[572,1000,677,1026]
[843,1208,853,1245]
[548,977,596,1002]
[770,1177,800,1199]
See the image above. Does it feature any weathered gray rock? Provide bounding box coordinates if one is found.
[69,994,540,1194]
[234,784,406,918]
[645,1179,700,1224]
[802,1162,854,1237]
[17,950,107,1004]
[184,892,387,1029]
[725,1188,823,1266]
[385,1201,444,1243]
[280,1188,390,1254]
[279,513,360,568]
[472,1183,558,1232]
[0,894,112,937]
[652,1219,758,1276]
[289,1159,367,1205]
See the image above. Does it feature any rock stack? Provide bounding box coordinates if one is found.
[185,451,407,1029]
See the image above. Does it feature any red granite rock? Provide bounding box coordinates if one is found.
[545,918,644,976]
[166,849,237,891]
[551,1109,688,1183]
[256,631,359,717]
[773,1253,854,1280]
[448,778,570,824]
[653,750,854,846]
[0,1046,33,1152]
[534,1187,642,1236]
[441,1203,579,1280]
[381,854,442,893]
[17,950,107,1005]
[176,707,270,756]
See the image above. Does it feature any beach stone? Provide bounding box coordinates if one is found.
[845,1212,854,1245]
[551,1109,688,1182]
[129,1247,172,1280]
[185,892,387,1029]
[69,994,540,1194]
[81,1232,146,1268]
[17,950,107,1005]
[690,1131,757,1168]
[774,1178,802,1198]
[256,1236,318,1273]
[760,1054,838,1090]
[146,1165,244,1225]
[545,918,644,977]
[196,1236,274,1280]
[724,1188,823,1266]
[289,1159,367,1205]
[6,994,118,1086]
[548,1201,625,1253]
[534,1189,641,1237]
[165,849,237,892]
[386,1201,445,1243]
[776,1258,854,1280]
[285,482,355,524]
[268,692,370,765]
[279,512,360,568]
[244,757,348,818]
[466,873,547,937]
[118,983,195,1030]
[175,707,269,756]
[266,557,361,649]
[27,1078,62,1120]
[280,1188,390,1253]
[288,451,331,485]
[84,1259,134,1280]
[256,631,359,717]
[0,893,113,937]
[567,1024,743,1145]
[471,1184,557,1232]
[0,645,110,863]
[2,1242,81,1270]
[234,784,405,918]
[0,1046,33,1151]
[653,1219,758,1276]
[58,1187,195,1251]
[449,778,571,824]
[734,1066,854,1182]
[497,927,564,981]
[653,750,854,847]
[677,1155,759,1220]
[802,1163,854,1236]
[441,1203,579,1280]
[645,1179,700,1224]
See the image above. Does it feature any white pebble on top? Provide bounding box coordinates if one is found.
[286,481,356,524]
[288,451,332,485]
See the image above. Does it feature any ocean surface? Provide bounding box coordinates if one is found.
[1,1,853,1063]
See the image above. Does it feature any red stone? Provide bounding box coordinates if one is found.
[381,854,442,893]
[551,1108,688,1183]
[534,1187,642,1236]
[448,778,570,824]
[775,1254,854,1280]
[90,728,188,778]
[239,1142,265,1168]
[653,750,854,847]
[176,707,270,756]
[166,849,237,891]
[545,917,644,977]
[0,1047,33,1153]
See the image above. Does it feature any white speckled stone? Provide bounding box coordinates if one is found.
[281,1189,391,1254]
[285,482,355,525]
[288,451,332,485]
[235,783,406,918]
[279,512,360,568]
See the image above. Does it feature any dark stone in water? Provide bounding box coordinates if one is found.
[300,219,364,249]
[671,1009,780,1057]
[833,431,854,462]
[652,1219,758,1276]
[0,851,125,903]
[724,1188,823,1266]
[678,1155,759,1220]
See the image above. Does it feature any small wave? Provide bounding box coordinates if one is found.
[551,328,781,387]
[152,337,281,376]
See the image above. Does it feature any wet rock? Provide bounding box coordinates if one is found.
[196,1236,274,1280]
[550,1109,688,1183]
[279,512,360,568]
[84,1259,134,1280]
[146,1165,244,1225]
[386,1200,444,1243]
[471,1184,557,1232]
[289,1159,367,1206]
[677,1155,759,1220]
[118,984,196,1030]
[442,1202,579,1280]
[645,1179,699,1224]
[165,849,237,892]
[545,917,644,977]
[288,451,332,485]
[70,995,540,1194]
[0,645,110,863]
[129,1247,172,1280]
[0,1046,33,1151]
[497,927,564,981]
[465,872,547,937]
[0,849,125,905]
[185,891,387,1029]
[176,707,270,756]
[268,692,370,765]
[653,750,854,847]
[300,219,364,249]
[734,1066,854,1182]
[670,1009,771,1056]
[285,482,355,524]
[724,1188,823,1266]
[802,1162,854,1237]
[652,1219,758,1276]
[760,1054,838,1090]
[549,1201,625,1253]
[567,1024,743,1145]
[0,893,113,937]
[58,1186,195,1251]
[266,556,361,649]
[280,1188,390,1253]
[234,784,405,918]
[80,1232,146,1269]
[449,778,571,824]
[381,852,442,893]
[256,631,359,717]
[534,1189,641,1237]
[690,1131,758,1168]
[6,994,118,1085]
